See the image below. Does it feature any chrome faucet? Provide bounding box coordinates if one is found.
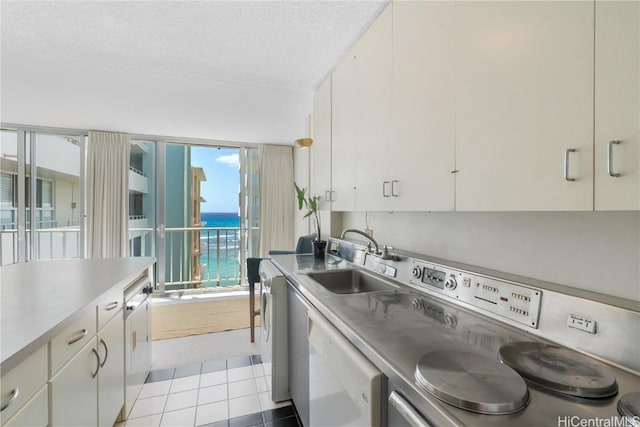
[340,229,381,255]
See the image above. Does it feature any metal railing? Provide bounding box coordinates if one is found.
[0,226,81,265]
[128,226,243,290]
[1,225,243,290]
[164,227,241,289]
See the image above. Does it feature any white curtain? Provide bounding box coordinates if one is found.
[259,144,295,256]
[87,131,130,258]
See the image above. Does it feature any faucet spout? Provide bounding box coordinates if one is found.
[340,229,380,255]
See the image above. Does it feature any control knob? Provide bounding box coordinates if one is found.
[411,266,422,279]
[411,298,423,310]
[445,275,457,290]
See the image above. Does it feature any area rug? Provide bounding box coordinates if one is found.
[151,296,260,340]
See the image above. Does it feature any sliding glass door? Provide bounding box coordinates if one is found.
[1,129,84,265]
[129,139,259,293]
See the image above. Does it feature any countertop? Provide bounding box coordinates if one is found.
[270,253,640,427]
[1,257,155,374]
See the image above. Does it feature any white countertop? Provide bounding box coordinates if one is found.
[1,257,155,374]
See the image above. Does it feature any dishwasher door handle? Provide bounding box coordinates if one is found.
[389,391,432,427]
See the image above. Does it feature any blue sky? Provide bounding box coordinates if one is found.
[191,146,239,213]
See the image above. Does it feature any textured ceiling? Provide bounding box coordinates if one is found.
[1,0,388,93]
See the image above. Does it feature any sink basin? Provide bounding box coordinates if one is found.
[306,269,398,294]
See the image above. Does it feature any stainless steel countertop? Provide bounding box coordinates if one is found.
[270,254,640,427]
[1,257,155,374]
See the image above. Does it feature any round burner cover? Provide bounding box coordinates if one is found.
[499,342,618,399]
[618,392,640,427]
[415,350,529,414]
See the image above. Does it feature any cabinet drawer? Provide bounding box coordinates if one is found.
[0,345,47,425]
[3,385,47,427]
[50,304,97,375]
[97,286,123,331]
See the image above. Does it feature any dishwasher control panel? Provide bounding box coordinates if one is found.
[409,259,542,328]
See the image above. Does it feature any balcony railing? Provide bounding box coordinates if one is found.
[0,226,81,265]
[1,225,243,290]
[129,226,243,290]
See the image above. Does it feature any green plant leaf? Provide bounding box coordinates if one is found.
[294,183,306,210]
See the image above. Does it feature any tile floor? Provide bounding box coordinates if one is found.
[117,353,300,427]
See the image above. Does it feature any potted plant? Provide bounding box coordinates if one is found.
[295,183,326,258]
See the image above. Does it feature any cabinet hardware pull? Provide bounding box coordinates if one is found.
[564,148,577,182]
[0,388,19,412]
[325,190,331,201]
[391,180,399,197]
[389,391,430,427]
[607,140,621,177]
[91,348,100,378]
[68,328,87,345]
[105,301,119,311]
[383,181,391,197]
[99,338,108,368]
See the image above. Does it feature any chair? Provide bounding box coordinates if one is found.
[267,234,315,255]
[246,234,316,342]
[247,257,262,343]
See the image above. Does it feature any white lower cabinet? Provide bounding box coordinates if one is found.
[4,385,48,427]
[50,339,99,426]
[50,309,125,426]
[0,345,47,425]
[98,310,124,427]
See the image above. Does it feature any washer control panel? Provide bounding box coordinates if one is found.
[409,259,542,328]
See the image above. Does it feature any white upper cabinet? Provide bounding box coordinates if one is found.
[311,76,332,211]
[454,1,595,211]
[331,47,357,212]
[594,0,640,210]
[391,0,456,211]
[353,5,393,212]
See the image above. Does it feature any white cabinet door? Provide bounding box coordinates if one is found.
[124,299,151,418]
[98,310,124,427]
[455,1,594,211]
[4,386,47,427]
[391,0,456,211]
[594,0,640,210]
[331,48,357,211]
[50,339,99,426]
[312,76,332,213]
[353,5,393,212]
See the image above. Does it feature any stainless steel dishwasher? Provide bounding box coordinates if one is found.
[308,308,384,427]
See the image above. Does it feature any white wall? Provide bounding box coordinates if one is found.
[341,211,640,302]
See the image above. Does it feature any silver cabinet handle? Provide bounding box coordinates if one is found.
[564,148,577,182]
[68,328,87,345]
[104,301,119,311]
[99,338,108,368]
[389,391,431,427]
[383,181,391,197]
[607,140,621,177]
[391,180,399,197]
[325,190,331,202]
[91,348,100,378]
[0,388,19,412]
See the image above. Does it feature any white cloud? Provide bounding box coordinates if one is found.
[215,153,240,168]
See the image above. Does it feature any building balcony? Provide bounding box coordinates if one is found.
[129,167,149,194]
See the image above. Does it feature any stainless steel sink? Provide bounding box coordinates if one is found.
[306,269,398,294]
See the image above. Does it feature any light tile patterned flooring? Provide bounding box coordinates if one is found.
[117,329,300,427]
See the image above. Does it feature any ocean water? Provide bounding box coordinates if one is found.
[199,212,241,286]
